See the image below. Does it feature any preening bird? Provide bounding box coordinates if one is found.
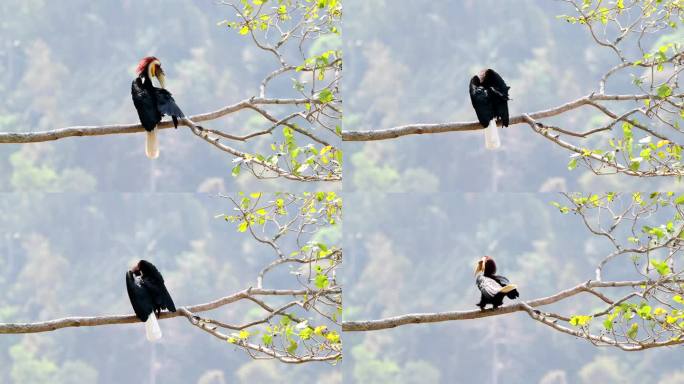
[474,256,519,310]
[131,56,184,159]
[125,260,176,341]
[469,69,510,150]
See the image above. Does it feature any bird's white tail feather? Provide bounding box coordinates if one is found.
[145,313,162,341]
[484,120,501,150]
[145,130,160,159]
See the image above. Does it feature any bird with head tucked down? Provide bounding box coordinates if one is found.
[131,57,184,159]
[469,69,510,150]
[474,255,519,310]
[125,260,176,341]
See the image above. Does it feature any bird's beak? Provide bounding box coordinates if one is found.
[474,259,485,275]
[156,70,166,89]
[147,60,166,89]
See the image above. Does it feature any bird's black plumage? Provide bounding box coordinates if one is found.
[475,256,519,310]
[469,69,510,128]
[131,57,184,159]
[131,76,183,132]
[126,260,176,322]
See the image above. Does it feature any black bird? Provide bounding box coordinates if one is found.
[469,69,510,149]
[126,260,176,341]
[474,256,519,310]
[131,56,184,159]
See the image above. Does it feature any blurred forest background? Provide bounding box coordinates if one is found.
[343,0,683,192]
[0,193,340,383]
[0,0,338,192]
[343,193,684,384]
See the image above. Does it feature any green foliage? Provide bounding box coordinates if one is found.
[570,315,592,327]
[557,1,683,178]
[650,260,672,276]
[218,192,341,361]
[8,343,97,384]
[215,0,342,181]
[9,344,59,384]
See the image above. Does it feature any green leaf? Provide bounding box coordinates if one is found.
[299,327,313,340]
[326,331,340,343]
[314,272,329,289]
[231,164,241,177]
[238,221,249,233]
[317,89,334,103]
[569,315,591,326]
[637,304,652,319]
[657,84,672,98]
[650,260,671,276]
[603,318,613,331]
[674,195,684,205]
[627,323,639,339]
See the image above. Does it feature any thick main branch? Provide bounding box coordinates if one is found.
[0,287,340,334]
[0,98,310,144]
[341,93,664,142]
[341,279,668,332]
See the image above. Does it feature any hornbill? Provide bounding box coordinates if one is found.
[474,256,519,310]
[131,56,184,159]
[469,69,510,150]
[125,260,176,341]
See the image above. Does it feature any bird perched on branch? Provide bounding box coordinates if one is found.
[474,256,519,310]
[469,69,510,150]
[125,260,176,341]
[131,56,184,159]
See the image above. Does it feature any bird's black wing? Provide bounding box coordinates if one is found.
[154,88,184,128]
[141,263,177,313]
[491,274,510,286]
[482,69,510,127]
[482,69,510,98]
[469,76,494,127]
[126,271,154,322]
[494,99,509,127]
[131,79,161,131]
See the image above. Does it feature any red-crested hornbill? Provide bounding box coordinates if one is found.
[126,260,176,341]
[474,256,519,310]
[131,57,184,159]
[469,69,510,150]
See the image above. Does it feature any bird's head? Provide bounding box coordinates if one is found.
[474,256,496,275]
[130,261,142,276]
[136,259,156,275]
[131,259,154,276]
[136,56,166,89]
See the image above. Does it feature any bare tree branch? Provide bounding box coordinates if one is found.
[0,287,337,334]
[0,0,343,182]
[343,1,683,178]
[341,93,675,141]
[342,279,670,331]
[1,192,343,365]
[346,193,684,351]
